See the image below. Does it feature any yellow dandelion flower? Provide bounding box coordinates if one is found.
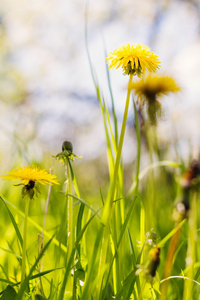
[130,74,180,125]
[130,74,181,103]
[2,165,59,199]
[106,43,161,76]
[2,165,59,185]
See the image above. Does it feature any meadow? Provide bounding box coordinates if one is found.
[0,31,200,300]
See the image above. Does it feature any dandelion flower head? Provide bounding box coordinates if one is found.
[106,43,161,76]
[131,74,181,104]
[2,165,59,186]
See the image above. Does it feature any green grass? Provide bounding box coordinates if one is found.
[0,138,199,299]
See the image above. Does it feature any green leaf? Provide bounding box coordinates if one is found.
[101,194,139,299]
[35,294,47,300]
[74,268,85,283]
[0,196,23,249]
[0,285,17,299]
[104,48,118,145]
[69,194,101,219]
[16,236,54,300]
[63,292,72,300]
[0,196,67,253]
[142,281,160,300]
[128,160,182,197]
[58,207,102,300]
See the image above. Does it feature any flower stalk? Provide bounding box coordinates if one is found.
[53,141,81,293]
[21,197,30,287]
[65,157,74,260]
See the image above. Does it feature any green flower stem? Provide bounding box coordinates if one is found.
[101,74,133,225]
[183,193,197,300]
[133,100,141,193]
[144,125,156,230]
[133,100,144,261]
[66,158,74,254]
[139,280,147,300]
[21,197,30,287]
[65,158,74,290]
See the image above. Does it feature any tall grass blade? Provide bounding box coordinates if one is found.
[0,285,17,299]
[85,6,115,179]
[0,196,23,249]
[0,196,67,253]
[101,74,133,225]
[101,194,139,299]
[76,203,85,257]
[68,159,80,198]
[81,226,104,300]
[58,208,102,300]
[69,193,101,219]
[104,49,118,145]
[128,161,182,197]
[157,219,186,248]
[16,236,54,300]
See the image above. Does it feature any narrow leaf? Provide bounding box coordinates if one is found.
[0,285,17,300]
[0,196,23,248]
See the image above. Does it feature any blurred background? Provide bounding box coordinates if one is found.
[0,0,200,196]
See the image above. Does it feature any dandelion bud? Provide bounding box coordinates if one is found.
[147,246,160,278]
[53,141,81,163]
[180,159,200,189]
[62,141,73,154]
[190,159,200,178]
